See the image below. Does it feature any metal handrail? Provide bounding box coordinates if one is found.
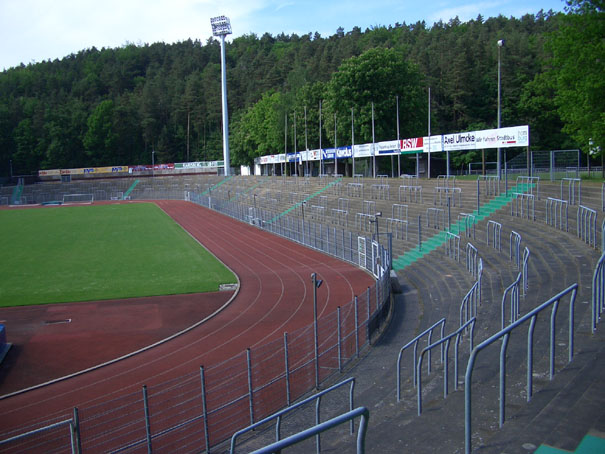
[250,406,370,454]
[396,318,446,401]
[592,253,605,333]
[229,377,355,454]
[464,283,578,454]
[416,318,476,415]
[501,272,522,329]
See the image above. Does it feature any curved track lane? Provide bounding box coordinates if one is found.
[0,201,374,437]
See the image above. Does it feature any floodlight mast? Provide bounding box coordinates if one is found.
[211,16,232,176]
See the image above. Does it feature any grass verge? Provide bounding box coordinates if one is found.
[0,203,236,307]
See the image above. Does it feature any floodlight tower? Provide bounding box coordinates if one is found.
[211,15,232,176]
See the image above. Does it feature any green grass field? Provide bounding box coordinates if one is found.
[0,203,237,307]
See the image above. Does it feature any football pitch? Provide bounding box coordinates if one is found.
[0,203,237,307]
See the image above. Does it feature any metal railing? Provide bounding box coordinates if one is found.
[416,318,476,415]
[446,232,460,262]
[0,409,81,454]
[546,197,569,232]
[396,318,447,400]
[560,177,581,205]
[592,253,605,333]
[229,377,356,454]
[486,220,502,252]
[464,283,579,454]
[510,231,522,269]
[501,272,522,329]
[250,406,370,454]
[577,205,598,248]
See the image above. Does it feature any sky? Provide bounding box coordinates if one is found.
[0,0,567,71]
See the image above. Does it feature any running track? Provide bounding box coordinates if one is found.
[0,200,374,439]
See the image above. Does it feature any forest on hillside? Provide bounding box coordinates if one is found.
[0,0,602,177]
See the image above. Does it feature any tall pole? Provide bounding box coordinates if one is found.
[284,113,287,176]
[396,95,401,177]
[220,34,230,176]
[319,100,323,176]
[351,107,355,176]
[497,39,504,179]
[372,101,376,178]
[305,106,309,177]
[428,87,431,179]
[334,112,337,175]
[186,110,190,162]
[292,110,298,176]
[211,16,233,177]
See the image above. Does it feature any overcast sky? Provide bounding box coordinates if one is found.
[0,0,566,71]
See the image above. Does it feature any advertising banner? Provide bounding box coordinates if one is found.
[321,149,335,160]
[474,125,529,148]
[421,125,529,153]
[400,137,424,154]
[62,168,85,175]
[308,149,321,161]
[353,143,373,158]
[38,169,61,176]
[335,146,352,159]
[376,140,400,155]
[423,135,444,153]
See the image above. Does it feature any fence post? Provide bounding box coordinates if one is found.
[284,332,291,405]
[337,307,342,373]
[354,296,359,358]
[476,178,480,215]
[366,287,371,345]
[418,215,422,251]
[72,407,82,454]
[246,348,254,425]
[200,366,210,454]
[142,385,153,454]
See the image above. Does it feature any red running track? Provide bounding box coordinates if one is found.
[0,200,374,439]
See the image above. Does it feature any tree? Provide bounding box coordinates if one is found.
[84,100,117,165]
[324,47,425,146]
[548,0,604,153]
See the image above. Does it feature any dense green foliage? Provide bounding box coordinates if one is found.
[0,4,602,176]
[0,203,236,306]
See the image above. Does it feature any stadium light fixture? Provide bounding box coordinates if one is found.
[211,16,232,176]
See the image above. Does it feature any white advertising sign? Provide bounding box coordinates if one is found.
[376,140,401,155]
[353,143,374,157]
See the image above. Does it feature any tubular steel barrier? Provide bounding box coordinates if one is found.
[229,377,355,454]
[510,231,522,270]
[466,243,478,278]
[464,283,579,454]
[0,409,81,454]
[416,318,476,415]
[592,253,605,333]
[501,272,522,330]
[511,192,536,221]
[427,207,445,230]
[486,220,502,252]
[250,406,370,454]
[446,232,460,262]
[522,247,530,297]
[516,176,540,200]
[561,178,581,205]
[577,205,598,248]
[478,175,500,198]
[546,197,569,232]
[396,318,447,401]
[459,213,476,240]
